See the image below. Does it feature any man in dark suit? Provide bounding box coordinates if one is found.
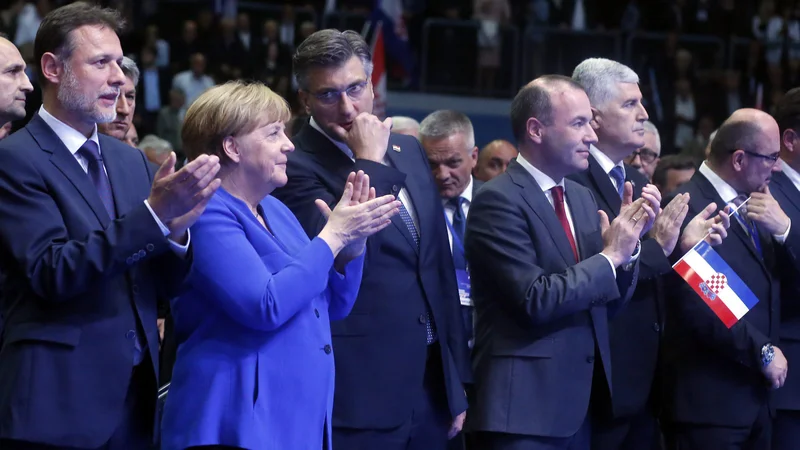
[272,29,470,450]
[418,109,482,450]
[0,3,221,449]
[769,87,800,450]
[466,74,657,450]
[662,108,800,450]
[570,57,688,450]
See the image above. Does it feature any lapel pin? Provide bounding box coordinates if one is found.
[392,145,401,152]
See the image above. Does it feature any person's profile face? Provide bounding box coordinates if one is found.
[97,75,135,139]
[233,121,295,193]
[300,56,374,143]
[540,88,597,179]
[594,82,649,155]
[0,39,32,123]
[422,132,478,200]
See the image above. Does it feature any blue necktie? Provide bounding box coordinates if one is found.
[78,140,116,219]
[732,194,762,257]
[397,198,437,344]
[610,166,625,199]
[449,197,466,270]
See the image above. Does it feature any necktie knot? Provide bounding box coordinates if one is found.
[550,185,565,203]
[449,196,465,209]
[610,166,625,199]
[79,140,102,162]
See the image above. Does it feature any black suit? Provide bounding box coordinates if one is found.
[769,168,800,450]
[662,169,800,450]
[272,125,470,450]
[568,156,670,450]
[465,159,639,449]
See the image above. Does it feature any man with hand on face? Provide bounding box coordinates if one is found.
[98,55,137,143]
[625,120,661,181]
[419,110,481,352]
[0,3,221,449]
[272,29,470,450]
[0,33,33,135]
[466,74,654,450]
[662,109,800,450]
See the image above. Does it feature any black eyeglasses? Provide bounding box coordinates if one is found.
[629,148,659,164]
[737,149,780,164]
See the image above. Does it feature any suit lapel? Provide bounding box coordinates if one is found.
[772,170,800,215]
[27,115,110,227]
[384,139,423,254]
[565,181,596,261]
[99,136,135,217]
[588,155,621,218]
[507,161,576,265]
[299,126,419,252]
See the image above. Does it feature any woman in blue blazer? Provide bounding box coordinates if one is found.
[160,81,400,450]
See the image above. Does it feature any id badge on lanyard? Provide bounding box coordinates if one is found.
[445,211,472,306]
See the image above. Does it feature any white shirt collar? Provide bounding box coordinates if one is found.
[781,158,800,193]
[589,144,625,178]
[698,161,739,204]
[516,152,565,192]
[310,116,354,160]
[38,105,100,156]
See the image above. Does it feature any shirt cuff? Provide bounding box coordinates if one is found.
[600,253,617,279]
[144,199,190,257]
[774,220,791,244]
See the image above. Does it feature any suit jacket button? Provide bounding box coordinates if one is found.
[138,250,147,258]
[126,330,136,340]
[418,314,426,324]
[392,185,399,194]
[314,308,320,318]
[132,254,140,261]
[324,344,332,354]
[653,323,661,332]
[146,243,155,252]
[586,356,595,364]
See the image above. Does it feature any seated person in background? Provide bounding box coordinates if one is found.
[652,154,696,196]
[137,134,172,167]
[159,81,401,450]
[391,116,420,139]
[124,123,138,147]
[474,139,517,182]
[97,56,138,141]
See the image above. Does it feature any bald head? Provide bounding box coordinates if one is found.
[474,139,518,181]
[0,37,33,124]
[708,108,781,193]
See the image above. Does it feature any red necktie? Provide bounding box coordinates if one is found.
[550,186,579,261]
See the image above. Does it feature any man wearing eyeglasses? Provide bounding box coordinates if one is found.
[273,29,470,450]
[661,108,800,450]
[625,120,661,181]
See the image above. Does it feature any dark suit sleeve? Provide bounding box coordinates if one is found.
[0,148,173,302]
[466,187,624,327]
[638,238,672,279]
[666,210,771,370]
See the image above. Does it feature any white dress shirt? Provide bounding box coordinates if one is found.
[38,106,189,255]
[516,153,633,277]
[443,176,473,251]
[590,144,626,191]
[781,159,800,193]
[699,161,790,243]
[310,118,419,230]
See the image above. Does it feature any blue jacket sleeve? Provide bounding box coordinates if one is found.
[326,251,365,321]
[190,198,339,331]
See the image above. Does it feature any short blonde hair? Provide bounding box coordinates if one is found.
[182,81,291,162]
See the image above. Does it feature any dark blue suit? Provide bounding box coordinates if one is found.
[569,157,670,450]
[272,125,470,449]
[465,160,639,449]
[662,170,800,449]
[0,114,187,448]
[769,168,800,450]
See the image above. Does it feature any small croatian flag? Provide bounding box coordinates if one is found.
[673,240,759,328]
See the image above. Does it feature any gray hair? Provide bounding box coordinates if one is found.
[391,116,419,131]
[137,135,172,154]
[292,29,373,91]
[572,58,639,108]
[643,120,661,153]
[419,110,475,149]
[121,56,139,87]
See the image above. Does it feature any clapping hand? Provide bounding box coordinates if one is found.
[316,171,401,258]
[679,202,732,254]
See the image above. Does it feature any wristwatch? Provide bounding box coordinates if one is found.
[762,343,775,367]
